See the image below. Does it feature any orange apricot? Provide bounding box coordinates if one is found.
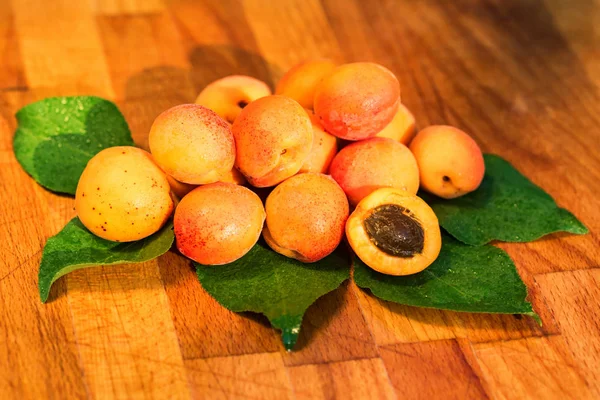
[330,137,419,206]
[218,168,247,185]
[165,174,197,199]
[314,62,400,140]
[346,188,441,276]
[409,125,485,199]
[195,75,271,124]
[263,173,349,262]
[149,104,235,185]
[232,95,313,187]
[174,183,265,265]
[75,146,173,242]
[299,110,338,174]
[275,59,336,109]
[375,103,416,145]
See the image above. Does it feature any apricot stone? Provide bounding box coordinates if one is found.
[195,75,271,124]
[75,146,174,242]
[275,59,336,109]
[232,95,313,187]
[263,173,349,263]
[330,137,419,206]
[410,125,485,199]
[149,104,235,185]
[375,103,416,145]
[174,183,265,265]
[346,188,441,276]
[299,110,338,174]
[314,62,400,140]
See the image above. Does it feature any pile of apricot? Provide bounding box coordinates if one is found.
[75,60,485,276]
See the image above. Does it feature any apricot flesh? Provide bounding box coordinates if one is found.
[330,137,419,206]
[149,104,235,185]
[410,125,485,199]
[375,103,416,145]
[195,75,271,124]
[314,62,400,140]
[346,188,441,276]
[299,110,338,174]
[275,59,336,109]
[264,173,349,262]
[75,146,174,242]
[232,95,313,187]
[174,183,265,265]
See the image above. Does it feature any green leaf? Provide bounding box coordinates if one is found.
[39,218,174,303]
[354,232,539,321]
[195,242,350,350]
[420,154,587,246]
[13,96,134,195]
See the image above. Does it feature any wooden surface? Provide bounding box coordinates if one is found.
[1,0,599,399]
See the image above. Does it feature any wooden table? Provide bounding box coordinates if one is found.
[1,1,599,399]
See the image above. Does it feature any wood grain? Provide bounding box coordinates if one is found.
[1,0,599,398]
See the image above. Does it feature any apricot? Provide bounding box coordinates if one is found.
[330,137,419,206]
[75,146,174,242]
[346,188,441,276]
[299,110,338,174]
[149,104,235,185]
[314,62,400,140]
[275,59,336,109]
[263,173,349,262]
[218,168,247,185]
[409,125,485,199]
[195,75,272,124]
[375,104,416,145]
[174,183,265,265]
[232,95,313,187]
[165,174,197,199]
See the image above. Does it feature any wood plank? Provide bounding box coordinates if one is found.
[90,0,165,15]
[288,358,396,400]
[282,281,378,366]
[473,336,596,400]
[378,339,488,400]
[184,352,293,399]
[535,269,600,395]
[11,0,114,97]
[0,1,25,89]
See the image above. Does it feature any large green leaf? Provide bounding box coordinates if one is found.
[13,96,133,195]
[420,154,587,246]
[354,232,539,321]
[39,218,174,302]
[195,242,350,350]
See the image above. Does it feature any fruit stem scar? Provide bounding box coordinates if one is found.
[442,175,451,182]
[237,100,248,109]
[363,204,424,257]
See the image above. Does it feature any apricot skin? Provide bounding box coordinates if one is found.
[275,60,336,109]
[314,62,400,141]
[195,75,272,124]
[299,110,338,174]
[375,104,416,145]
[346,188,441,276]
[264,173,349,263]
[75,146,174,242]
[409,125,485,199]
[330,137,419,206]
[174,183,265,265]
[149,104,235,185]
[232,95,313,187]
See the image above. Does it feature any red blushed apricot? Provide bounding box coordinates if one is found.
[195,75,271,124]
[409,125,485,199]
[232,95,313,187]
[299,110,338,174]
[314,62,400,140]
[264,173,349,262]
[174,183,265,265]
[275,59,336,109]
[375,104,416,145]
[330,137,419,206]
[149,104,235,185]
